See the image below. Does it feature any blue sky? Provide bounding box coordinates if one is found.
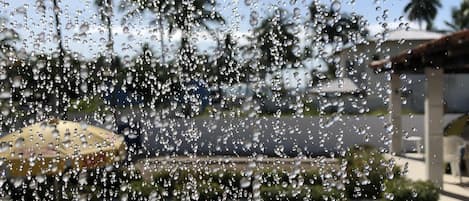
[0,0,463,60]
[341,0,459,30]
[0,0,462,90]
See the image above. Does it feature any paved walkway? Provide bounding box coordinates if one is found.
[388,153,469,201]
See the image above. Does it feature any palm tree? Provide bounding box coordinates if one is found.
[175,37,211,117]
[50,0,66,117]
[210,33,242,102]
[445,0,469,31]
[166,0,224,37]
[214,34,241,83]
[95,0,114,56]
[164,0,224,82]
[123,0,223,64]
[122,0,169,63]
[0,18,18,60]
[404,0,442,30]
[127,44,158,103]
[246,9,300,79]
[308,2,367,45]
[308,2,367,79]
[52,0,64,58]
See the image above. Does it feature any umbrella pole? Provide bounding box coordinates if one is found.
[54,176,59,201]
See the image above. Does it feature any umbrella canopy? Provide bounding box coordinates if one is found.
[0,119,126,177]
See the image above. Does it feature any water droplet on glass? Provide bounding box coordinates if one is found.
[240,177,250,188]
[331,1,341,12]
[250,11,259,26]
[15,137,24,147]
[79,23,89,33]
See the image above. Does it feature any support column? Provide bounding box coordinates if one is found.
[424,67,444,188]
[389,73,402,155]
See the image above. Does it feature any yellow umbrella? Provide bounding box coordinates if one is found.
[0,119,126,177]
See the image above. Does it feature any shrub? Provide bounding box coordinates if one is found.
[127,180,161,200]
[259,168,322,186]
[148,168,324,200]
[344,145,400,199]
[197,182,224,200]
[207,169,243,188]
[260,185,312,201]
[384,178,439,201]
[68,96,105,114]
[303,168,323,185]
[260,185,345,201]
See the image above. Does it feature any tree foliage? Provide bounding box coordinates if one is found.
[445,0,469,31]
[404,0,442,30]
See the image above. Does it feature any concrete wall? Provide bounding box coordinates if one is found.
[142,114,461,156]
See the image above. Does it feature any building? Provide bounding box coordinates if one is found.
[337,29,469,113]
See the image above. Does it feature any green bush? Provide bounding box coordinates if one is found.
[258,168,322,186]
[9,155,434,201]
[127,180,161,200]
[260,185,345,201]
[344,145,401,200]
[68,96,105,114]
[75,167,143,200]
[260,185,309,201]
[147,168,325,200]
[207,169,243,188]
[303,168,323,185]
[383,178,439,201]
[197,182,224,200]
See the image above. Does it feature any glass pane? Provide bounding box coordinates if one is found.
[0,0,462,200]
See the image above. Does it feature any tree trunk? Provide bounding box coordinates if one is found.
[52,0,65,118]
[52,0,64,57]
[180,34,192,117]
[106,0,114,58]
[103,0,115,81]
[158,17,166,64]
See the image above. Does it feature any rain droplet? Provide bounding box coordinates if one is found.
[293,7,301,19]
[15,6,27,15]
[0,142,8,152]
[79,23,89,33]
[249,11,259,26]
[0,91,11,99]
[122,26,129,33]
[15,137,24,147]
[52,129,59,139]
[331,1,341,12]
[240,177,250,188]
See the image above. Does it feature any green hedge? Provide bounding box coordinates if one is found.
[260,185,345,201]
[0,148,440,201]
[344,145,402,200]
[131,168,329,200]
[383,178,439,201]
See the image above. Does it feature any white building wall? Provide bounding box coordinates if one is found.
[340,40,469,113]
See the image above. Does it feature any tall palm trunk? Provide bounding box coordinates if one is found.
[103,0,117,82]
[179,33,199,117]
[158,17,166,64]
[106,0,113,57]
[52,0,65,118]
[52,0,64,58]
